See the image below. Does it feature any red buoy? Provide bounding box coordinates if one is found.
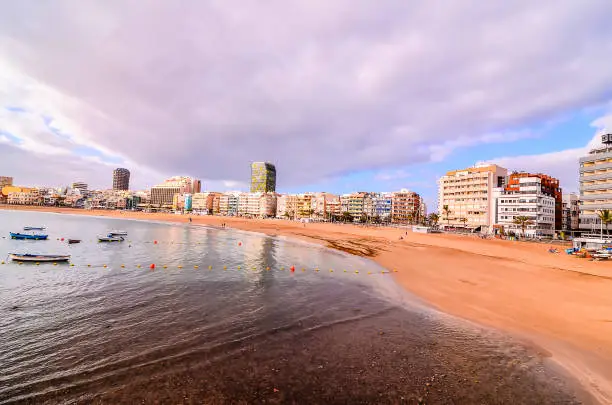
[154,240,158,245]
[150,263,156,269]
[61,238,64,241]
[238,241,242,246]
[290,266,295,272]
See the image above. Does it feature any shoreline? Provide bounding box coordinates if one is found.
[3,206,612,404]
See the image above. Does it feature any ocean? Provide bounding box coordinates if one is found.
[0,210,588,404]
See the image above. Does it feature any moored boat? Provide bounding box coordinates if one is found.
[10,232,49,240]
[23,226,46,231]
[108,230,128,236]
[9,253,70,262]
[68,239,81,244]
[98,235,124,242]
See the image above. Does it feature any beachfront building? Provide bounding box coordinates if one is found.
[313,193,341,220]
[192,192,221,214]
[250,162,276,193]
[112,168,130,191]
[6,188,42,206]
[391,189,422,224]
[438,163,508,233]
[276,194,298,219]
[238,192,276,218]
[493,174,557,238]
[579,134,612,231]
[562,193,580,231]
[372,193,393,221]
[505,172,562,230]
[150,176,200,208]
[219,192,240,216]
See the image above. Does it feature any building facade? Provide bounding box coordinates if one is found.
[112,168,130,190]
[71,182,88,196]
[579,134,612,230]
[391,189,422,224]
[6,188,42,205]
[493,175,556,238]
[562,193,579,231]
[250,162,276,193]
[219,192,240,216]
[438,163,508,232]
[372,193,393,221]
[151,185,180,207]
[505,172,562,230]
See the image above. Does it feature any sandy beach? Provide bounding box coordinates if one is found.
[3,206,612,404]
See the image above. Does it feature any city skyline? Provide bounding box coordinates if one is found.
[1,2,612,212]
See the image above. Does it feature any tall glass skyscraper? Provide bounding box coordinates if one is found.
[250,162,276,193]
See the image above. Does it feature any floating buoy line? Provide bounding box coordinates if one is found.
[0,259,397,275]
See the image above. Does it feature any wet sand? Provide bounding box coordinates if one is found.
[2,206,612,404]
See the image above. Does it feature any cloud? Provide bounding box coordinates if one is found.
[487,111,612,192]
[1,0,612,190]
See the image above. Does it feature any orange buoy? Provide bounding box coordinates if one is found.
[150,263,156,269]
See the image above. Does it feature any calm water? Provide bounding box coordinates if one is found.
[0,211,589,404]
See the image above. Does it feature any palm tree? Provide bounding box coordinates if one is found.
[513,215,534,238]
[597,209,612,235]
[459,217,468,228]
[428,213,440,227]
[442,205,452,227]
[341,211,353,223]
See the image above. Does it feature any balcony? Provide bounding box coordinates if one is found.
[580,182,612,192]
[580,162,612,173]
[579,172,612,182]
[579,150,612,164]
[580,193,612,201]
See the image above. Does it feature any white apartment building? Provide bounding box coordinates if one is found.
[493,176,556,238]
[237,192,276,218]
[438,163,508,232]
[579,134,612,230]
[219,192,240,216]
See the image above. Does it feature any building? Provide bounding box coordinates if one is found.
[391,189,422,224]
[438,163,508,232]
[237,192,277,218]
[579,134,612,230]
[71,182,88,196]
[276,194,298,219]
[6,187,42,206]
[562,193,580,231]
[504,171,562,230]
[219,192,240,216]
[250,162,276,193]
[112,168,130,190]
[150,177,200,208]
[373,193,393,221]
[0,176,13,188]
[493,174,557,238]
[192,192,221,214]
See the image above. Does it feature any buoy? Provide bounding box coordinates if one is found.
[163,265,167,269]
[368,271,372,275]
[103,264,107,268]
[329,269,333,273]
[70,263,75,267]
[208,265,212,270]
[87,264,91,267]
[154,240,158,244]
[223,265,227,270]
[355,270,359,274]
[137,264,141,268]
[280,266,284,270]
[266,267,270,271]
[238,242,242,246]
[53,263,57,266]
[178,265,183,269]
[61,238,64,241]
[290,266,295,272]
[150,264,156,269]
[394,269,398,273]
[302,268,306,272]
[237,265,241,269]
[0,261,4,264]
[35,262,40,265]
[121,264,125,268]
[343,269,347,273]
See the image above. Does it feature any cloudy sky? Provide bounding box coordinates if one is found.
[1,0,612,210]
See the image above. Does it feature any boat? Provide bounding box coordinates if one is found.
[9,253,70,262]
[23,226,46,231]
[98,235,125,242]
[108,230,128,236]
[10,232,48,240]
[68,239,81,244]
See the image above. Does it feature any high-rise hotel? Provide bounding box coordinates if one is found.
[112,168,130,191]
[250,162,276,193]
[438,163,508,232]
[579,134,612,230]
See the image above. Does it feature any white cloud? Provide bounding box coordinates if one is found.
[487,112,612,192]
[1,0,612,190]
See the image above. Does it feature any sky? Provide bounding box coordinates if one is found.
[1,1,612,212]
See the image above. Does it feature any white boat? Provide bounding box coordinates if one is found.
[99,235,124,242]
[108,230,128,236]
[9,253,70,262]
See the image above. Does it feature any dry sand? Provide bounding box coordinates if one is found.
[3,206,612,404]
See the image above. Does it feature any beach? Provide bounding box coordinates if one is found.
[3,206,612,404]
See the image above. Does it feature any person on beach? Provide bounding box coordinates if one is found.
[189,217,192,223]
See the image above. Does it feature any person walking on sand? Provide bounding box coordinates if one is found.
[189,217,192,223]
